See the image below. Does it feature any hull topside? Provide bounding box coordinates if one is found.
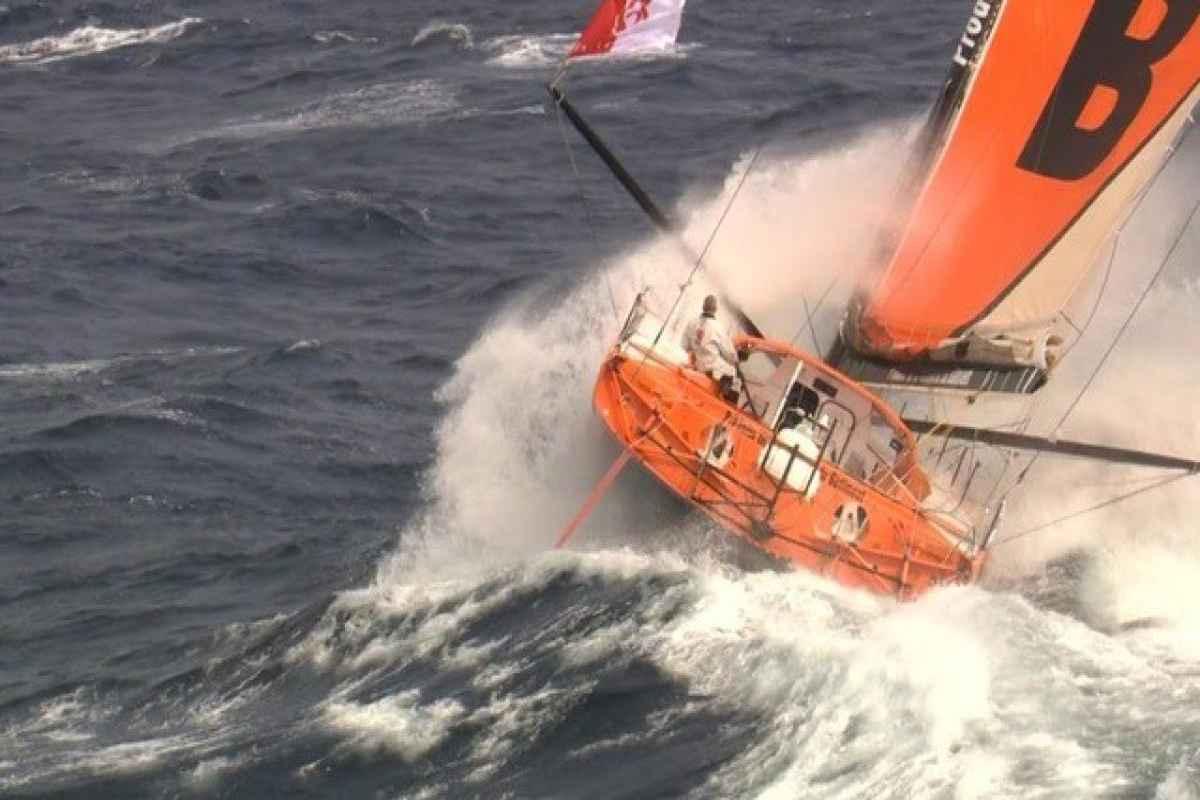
[593,344,984,600]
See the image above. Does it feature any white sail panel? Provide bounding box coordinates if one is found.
[569,0,686,59]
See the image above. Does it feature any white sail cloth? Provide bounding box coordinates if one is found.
[569,0,687,59]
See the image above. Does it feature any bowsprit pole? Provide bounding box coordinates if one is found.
[547,83,764,340]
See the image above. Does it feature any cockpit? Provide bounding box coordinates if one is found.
[611,295,926,503]
[739,343,926,502]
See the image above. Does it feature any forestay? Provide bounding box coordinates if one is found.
[568,0,687,59]
[847,0,1200,371]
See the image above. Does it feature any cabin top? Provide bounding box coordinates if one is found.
[737,337,931,504]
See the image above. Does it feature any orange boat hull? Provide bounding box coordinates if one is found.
[593,344,986,600]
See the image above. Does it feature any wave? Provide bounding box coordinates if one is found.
[4,549,1197,795]
[0,17,202,66]
[0,347,244,383]
[183,168,269,203]
[0,357,114,381]
[251,189,433,245]
[34,399,204,440]
[477,33,693,69]
[0,448,79,491]
[191,79,458,144]
[481,33,574,68]
[411,21,474,50]
[311,30,377,46]
[294,551,1200,796]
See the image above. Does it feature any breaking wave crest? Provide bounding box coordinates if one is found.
[5,543,1199,795]
[0,18,202,65]
[481,33,576,68]
[411,21,474,50]
[299,548,1198,796]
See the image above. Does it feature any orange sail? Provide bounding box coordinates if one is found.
[851,0,1200,367]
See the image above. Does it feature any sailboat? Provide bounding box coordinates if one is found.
[551,0,1200,599]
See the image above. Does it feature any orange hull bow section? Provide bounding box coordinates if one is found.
[593,346,984,600]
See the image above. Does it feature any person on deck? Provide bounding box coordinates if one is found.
[685,295,742,404]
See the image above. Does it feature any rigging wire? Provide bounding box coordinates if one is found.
[990,193,1200,548]
[1050,196,1200,440]
[621,143,767,394]
[790,274,840,351]
[991,472,1191,548]
[799,294,821,354]
[979,119,1200,547]
[645,144,766,350]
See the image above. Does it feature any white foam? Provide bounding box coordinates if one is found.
[182,755,245,794]
[50,168,148,194]
[0,18,202,65]
[322,690,464,761]
[411,21,474,49]
[312,30,377,45]
[0,346,244,382]
[310,536,1200,795]
[0,358,115,380]
[284,338,322,354]
[75,735,196,775]
[1157,753,1200,800]
[482,33,575,67]
[370,124,915,587]
[199,80,458,142]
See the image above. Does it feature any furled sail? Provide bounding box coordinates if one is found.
[568,0,686,59]
[846,0,1200,374]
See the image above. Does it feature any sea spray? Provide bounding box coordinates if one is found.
[374,123,919,585]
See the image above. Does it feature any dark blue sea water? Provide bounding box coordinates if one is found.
[3,1,1200,797]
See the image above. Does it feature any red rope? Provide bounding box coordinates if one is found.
[554,424,658,550]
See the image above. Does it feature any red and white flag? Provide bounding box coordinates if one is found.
[568,0,686,59]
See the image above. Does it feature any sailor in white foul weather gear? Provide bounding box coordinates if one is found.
[684,295,742,403]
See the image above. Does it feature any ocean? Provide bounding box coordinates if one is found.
[2,0,1199,797]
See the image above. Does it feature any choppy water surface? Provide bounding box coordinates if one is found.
[2,1,1199,797]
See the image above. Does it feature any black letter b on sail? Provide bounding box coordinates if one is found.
[1018,0,1200,181]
